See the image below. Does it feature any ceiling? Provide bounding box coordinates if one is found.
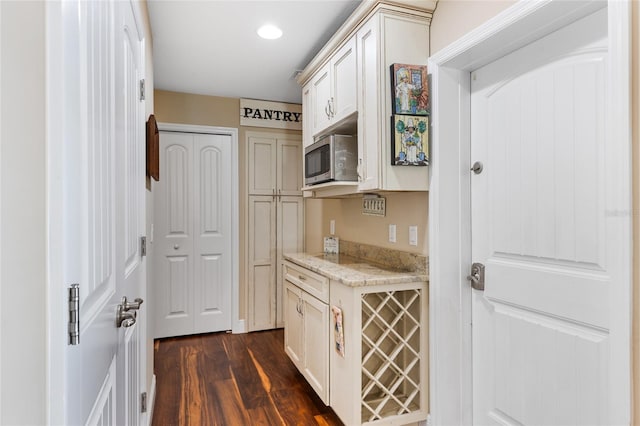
[148,0,363,105]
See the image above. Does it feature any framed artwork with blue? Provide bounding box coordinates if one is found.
[391,63,429,115]
[391,115,429,166]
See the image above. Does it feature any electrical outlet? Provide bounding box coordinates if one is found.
[409,225,418,246]
[389,224,396,243]
[330,220,335,235]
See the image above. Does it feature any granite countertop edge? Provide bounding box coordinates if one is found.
[283,252,429,287]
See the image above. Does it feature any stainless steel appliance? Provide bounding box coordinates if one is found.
[304,134,358,186]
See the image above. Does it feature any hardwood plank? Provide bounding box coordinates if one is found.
[224,333,271,409]
[208,379,252,426]
[153,329,344,426]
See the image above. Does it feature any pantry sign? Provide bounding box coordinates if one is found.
[240,98,302,130]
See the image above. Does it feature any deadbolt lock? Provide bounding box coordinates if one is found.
[467,262,485,291]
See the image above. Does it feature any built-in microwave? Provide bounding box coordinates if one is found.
[304,134,358,186]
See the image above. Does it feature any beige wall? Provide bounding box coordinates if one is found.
[1,2,47,424]
[431,0,640,422]
[430,0,515,53]
[306,193,428,254]
[153,90,302,322]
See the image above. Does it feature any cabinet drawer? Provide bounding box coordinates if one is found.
[283,261,329,303]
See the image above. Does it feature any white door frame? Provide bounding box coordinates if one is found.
[156,122,243,333]
[427,1,632,425]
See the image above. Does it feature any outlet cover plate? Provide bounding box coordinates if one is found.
[363,197,386,216]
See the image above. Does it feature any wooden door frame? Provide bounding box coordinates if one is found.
[427,1,632,424]
[156,122,242,333]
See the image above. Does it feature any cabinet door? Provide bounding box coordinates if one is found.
[284,281,304,369]
[276,196,304,327]
[331,36,357,123]
[302,291,330,404]
[356,17,381,191]
[248,195,277,331]
[277,138,302,196]
[302,82,314,149]
[311,63,331,136]
[248,135,277,195]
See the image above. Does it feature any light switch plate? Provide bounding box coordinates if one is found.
[409,225,418,246]
[330,220,335,235]
[389,224,396,243]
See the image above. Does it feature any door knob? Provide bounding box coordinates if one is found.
[116,308,136,328]
[116,296,144,328]
[173,244,180,250]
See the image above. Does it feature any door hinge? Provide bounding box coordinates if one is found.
[139,79,146,101]
[140,236,147,257]
[68,284,80,345]
[140,392,147,413]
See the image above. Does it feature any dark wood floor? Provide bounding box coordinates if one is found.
[152,329,344,426]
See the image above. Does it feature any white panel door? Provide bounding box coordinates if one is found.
[115,3,146,424]
[471,9,612,425]
[55,1,146,424]
[154,131,233,338]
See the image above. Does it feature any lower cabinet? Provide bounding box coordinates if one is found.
[283,258,428,425]
[330,280,429,426]
[284,280,330,404]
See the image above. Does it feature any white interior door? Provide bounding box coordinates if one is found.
[115,2,146,425]
[154,131,233,338]
[55,1,146,425]
[471,8,615,425]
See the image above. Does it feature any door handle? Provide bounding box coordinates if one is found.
[116,296,144,328]
[122,296,143,311]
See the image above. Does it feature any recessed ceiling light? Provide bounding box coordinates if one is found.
[257,24,283,40]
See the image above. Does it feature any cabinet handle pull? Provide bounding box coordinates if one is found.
[325,100,331,119]
[298,275,307,281]
[329,97,335,118]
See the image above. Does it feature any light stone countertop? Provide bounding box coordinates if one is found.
[283,252,428,287]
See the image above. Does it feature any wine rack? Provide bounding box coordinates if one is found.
[361,289,422,422]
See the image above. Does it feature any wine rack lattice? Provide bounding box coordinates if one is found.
[361,289,422,423]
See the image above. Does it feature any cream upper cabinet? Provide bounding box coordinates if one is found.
[357,9,430,192]
[310,36,357,138]
[302,82,314,148]
[298,1,433,196]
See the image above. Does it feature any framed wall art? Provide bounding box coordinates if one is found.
[391,63,429,115]
[391,115,429,166]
